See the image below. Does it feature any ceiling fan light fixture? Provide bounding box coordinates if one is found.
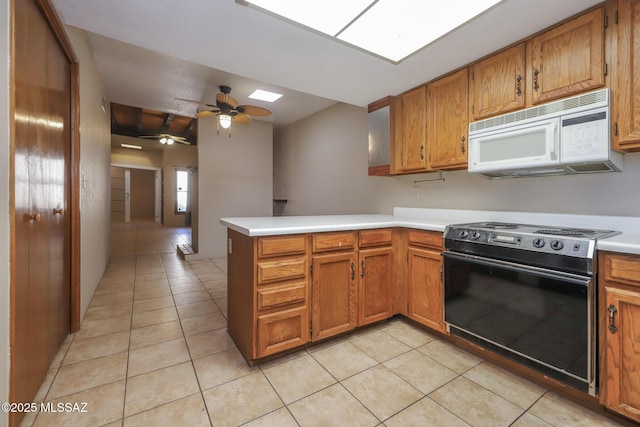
[159,137,167,144]
[166,138,174,145]
[218,114,233,129]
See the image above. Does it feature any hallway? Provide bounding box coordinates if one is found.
[20,224,625,426]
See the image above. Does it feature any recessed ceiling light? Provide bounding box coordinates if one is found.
[249,89,283,103]
[242,0,503,63]
[121,143,142,150]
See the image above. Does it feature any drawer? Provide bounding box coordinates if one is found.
[258,234,307,258]
[603,253,640,287]
[408,230,443,249]
[257,258,307,284]
[257,282,306,311]
[359,228,393,248]
[257,306,309,358]
[312,231,357,253]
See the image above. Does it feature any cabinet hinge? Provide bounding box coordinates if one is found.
[310,264,314,276]
[615,10,619,24]
[604,63,608,76]
[614,122,618,136]
[310,324,313,336]
[604,14,608,28]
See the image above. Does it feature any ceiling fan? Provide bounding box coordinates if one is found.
[139,133,190,145]
[178,85,272,131]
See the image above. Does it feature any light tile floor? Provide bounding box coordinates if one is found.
[20,223,628,427]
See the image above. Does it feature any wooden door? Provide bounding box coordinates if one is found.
[427,69,469,170]
[470,43,526,121]
[358,247,393,326]
[530,7,605,105]
[399,86,428,171]
[11,1,75,424]
[407,247,446,333]
[612,0,640,151]
[311,252,357,341]
[601,287,640,422]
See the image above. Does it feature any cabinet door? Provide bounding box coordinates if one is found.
[601,287,640,422]
[311,252,357,341]
[470,43,526,121]
[257,306,309,358]
[531,8,604,105]
[407,247,446,333]
[613,0,640,151]
[358,247,393,326]
[427,69,469,170]
[399,86,428,171]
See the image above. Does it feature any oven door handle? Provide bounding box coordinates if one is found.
[441,251,591,286]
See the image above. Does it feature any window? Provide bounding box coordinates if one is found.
[175,169,188,214]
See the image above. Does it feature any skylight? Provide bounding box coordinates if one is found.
[249,89,283,102]
[242,0,503,63]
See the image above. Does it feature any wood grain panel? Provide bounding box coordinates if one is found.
[470,43,526,121]
[312,231,357,253]
[359,228,392,248]
[358,247,393,325]
[257,282,307,311]
[427,68,469,170]
[257,306,309,358]
[603,253,640,287]
[400,86,428,171]
[531,7,604,104]
[258,234,307,258]
[408,230,443,249]
[407,247,446,333]
[601,287,640,421]
[257,258,307,284]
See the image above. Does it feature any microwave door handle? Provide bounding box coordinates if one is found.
[547,120,559,160]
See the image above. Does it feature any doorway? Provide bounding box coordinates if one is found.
[111,165,162,224]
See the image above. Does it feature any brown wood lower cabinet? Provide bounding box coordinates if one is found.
[358,247,393,325]
[311,252,357,341]
[599,252,640,423]
[257,306,309,358]
[406,230,446,333]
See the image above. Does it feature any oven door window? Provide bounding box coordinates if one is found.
[444,253,591,380]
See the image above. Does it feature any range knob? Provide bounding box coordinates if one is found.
[471,231,482,240]
[532,238,545,248]
[550,240,564,251]
[459,230,469,238]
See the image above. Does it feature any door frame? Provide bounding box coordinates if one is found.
[111,163,163,224]
[8,0,81,421]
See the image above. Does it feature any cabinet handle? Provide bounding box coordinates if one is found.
[608,304,618,333]
[361,260,365,278]
[460,136,466,154]
[515,74,522,97]
[533,69,540,92]
[53,208,64,215]
[351,262,355,280]
[420,145,424,160]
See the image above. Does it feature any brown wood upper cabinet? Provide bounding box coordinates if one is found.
[427,68,469,170]
[530,7,605,105]
[396,86,428,172]
[598,252,640,423]
[612,0,640,151]
[470,43,526,121]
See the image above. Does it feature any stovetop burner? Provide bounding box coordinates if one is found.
[535,228,599,237]
[475,222,520,229]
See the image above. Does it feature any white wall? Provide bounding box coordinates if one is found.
[66,26,113,319]
[275,102,640,218]
[192,117,273,259]
[0,0,11,421]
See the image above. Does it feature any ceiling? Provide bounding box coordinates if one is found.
[52,0,603,131]
[111,103,198,145]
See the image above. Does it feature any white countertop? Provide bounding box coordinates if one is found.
[220,208,640,255]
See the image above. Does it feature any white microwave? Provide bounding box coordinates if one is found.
[468,89,623,179]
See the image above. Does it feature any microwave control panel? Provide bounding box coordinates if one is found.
[561,109,608,162]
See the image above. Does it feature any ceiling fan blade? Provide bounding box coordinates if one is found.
[196,110,217,118]
[238,105,272,117]
[216,93,238,109]
[176,139,191,145]
[175,98,217,108]
[233,112,252,124]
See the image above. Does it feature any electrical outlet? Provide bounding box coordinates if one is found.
[413,186,420,198]
[228,238,233,254]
